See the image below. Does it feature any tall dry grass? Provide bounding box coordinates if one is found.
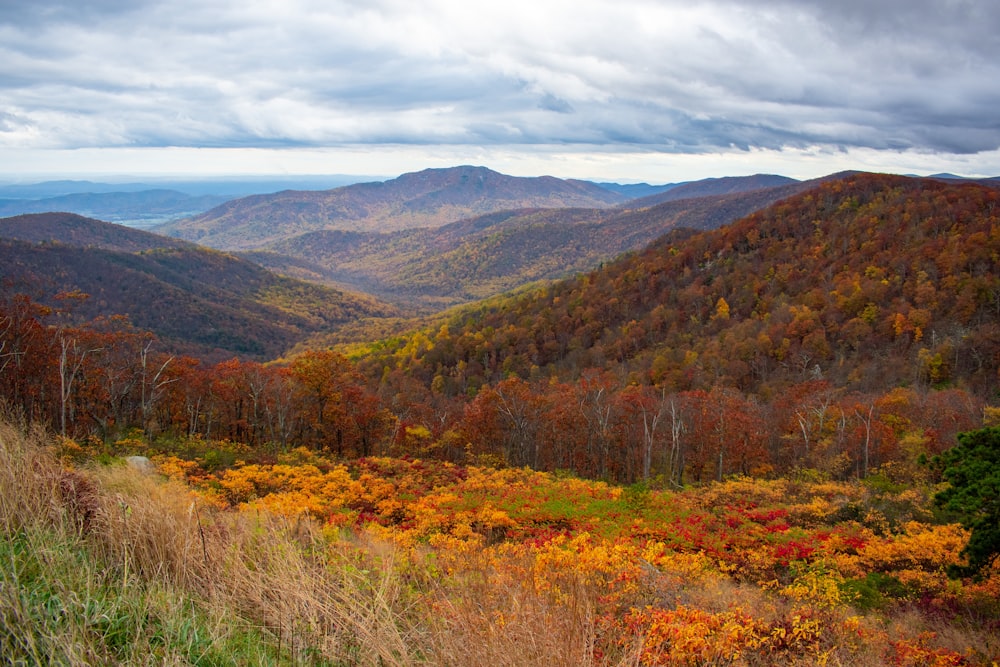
[0,418,107,663]
[420,560,605,667]
[0,416,417,664]
[0,418,70,535]
[0,418,618,665]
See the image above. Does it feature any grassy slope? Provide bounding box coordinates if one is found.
[0,419,423,665]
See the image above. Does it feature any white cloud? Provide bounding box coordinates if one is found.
[0,0,998,179]
[4,144,1000,185]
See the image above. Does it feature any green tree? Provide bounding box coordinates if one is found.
[934,427,1000,577]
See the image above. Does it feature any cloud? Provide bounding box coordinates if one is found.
[0,0,998,163]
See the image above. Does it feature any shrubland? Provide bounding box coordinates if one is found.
[3,417,999,665]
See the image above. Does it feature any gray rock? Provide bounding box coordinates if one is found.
[126,455,156,474]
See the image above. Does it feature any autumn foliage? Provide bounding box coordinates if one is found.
[35,428,1000,665]
[3,172,1000,663]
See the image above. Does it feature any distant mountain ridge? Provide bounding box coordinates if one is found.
[0,170,826,326]
[593,182,681,198]
[0,213,396,361]
[157,166,627,249]
[0,180,160,198]
[0,175,375,199]
[624,174,799,207]
[0,176,382,229]
[242,175,817,310]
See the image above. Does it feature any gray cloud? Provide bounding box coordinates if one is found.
[0,0,998,158]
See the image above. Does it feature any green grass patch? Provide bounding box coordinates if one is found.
[0,523,322,665]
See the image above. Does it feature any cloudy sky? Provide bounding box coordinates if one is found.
[1,0,999,183]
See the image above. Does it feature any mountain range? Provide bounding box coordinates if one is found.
[0,175,374,200]
[4,168,813,357]
[0,175,379,229]
[4,166,999,367]
[245,178,814,310]
[0,190,232,229]
[621,173,798,207]
[154,166,811,310]
[155,165,629,248]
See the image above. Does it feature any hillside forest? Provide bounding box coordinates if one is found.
[2,171,1000,665]
[3,174,997,482]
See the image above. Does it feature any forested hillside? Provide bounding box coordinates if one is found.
[0,213,396,360]
[623,173,799,207]
[359,173,999,396]
[158,165,625,249]
[0,211,194,251]
[4,175,996,486]
[341,173,999,482]
[243,178,812,309]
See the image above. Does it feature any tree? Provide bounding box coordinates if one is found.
[682,387,765,482]
[138,340,175,439]
[575,370,617,479]
[462,377,546,468]
[0,289,55,424]
[615,385,667,483]
[934,427,1000,577]
[289,349,366,454]
[56,327,103,437]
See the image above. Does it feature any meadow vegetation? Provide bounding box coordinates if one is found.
[3,415,998,665]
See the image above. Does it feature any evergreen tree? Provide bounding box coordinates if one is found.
[934,426,1000,577]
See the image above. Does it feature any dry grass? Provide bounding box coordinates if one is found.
[0,428,262,662]
[92,476,425,663]
[419,554,606,667]
[0,415,630,664]
[210,519,424,665]
[4,417,996,665]
[0,419,67,533]
[0,418,115,664]
[0,418,378,664]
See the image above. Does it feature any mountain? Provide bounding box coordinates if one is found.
[0,180,159,198]
[927,173,968,180]
[0,176,381,229]
[925,173,1000,188]
[0,211,193,251]
[0,213,397,361]
[0,176,377,199]
[156,166,627,249]
[624,173,799,207]
[592,181,682,199]
[248,208,610,309]
[244,178,815,311]
[353,173,1000,398]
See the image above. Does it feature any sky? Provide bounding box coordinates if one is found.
[1,0,999,184]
